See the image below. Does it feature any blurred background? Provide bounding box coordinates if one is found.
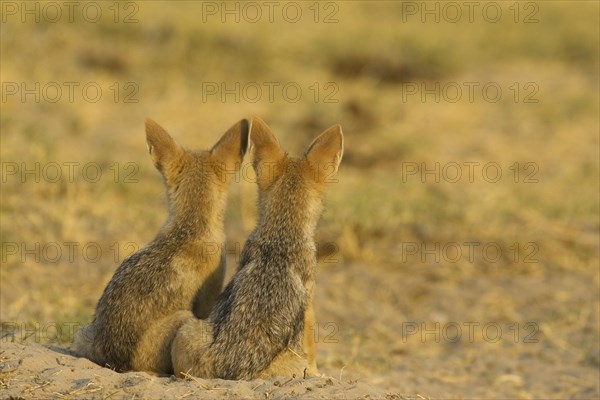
[1,1,598,397]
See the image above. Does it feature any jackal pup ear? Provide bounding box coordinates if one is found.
[211,118,250,172]
[249,117,284,164]
[249,116,286,186]
[145,118,184,171]
[305,124,344,183]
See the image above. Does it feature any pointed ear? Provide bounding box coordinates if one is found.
[249,117,285,164]
[305,124,344,183]
[249,116,286,187]
[211,118,250,171]
[145,118,183,170]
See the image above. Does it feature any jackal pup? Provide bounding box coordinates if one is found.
[171,116,343,379]
[74,118,249,374]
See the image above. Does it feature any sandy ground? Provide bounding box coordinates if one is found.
[2,261,598,399]
[0,341,390,400]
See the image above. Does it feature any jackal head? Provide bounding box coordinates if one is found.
[248,116,343,231]
[144,118,249,221]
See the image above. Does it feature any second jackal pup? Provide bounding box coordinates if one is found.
[171,116,344,379]
[74,118,249,374]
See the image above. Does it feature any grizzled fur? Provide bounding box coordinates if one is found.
[171,116,344,379]
[74,118,249,374]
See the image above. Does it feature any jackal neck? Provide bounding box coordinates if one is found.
[256,181,322,246]
[160,188,227,242]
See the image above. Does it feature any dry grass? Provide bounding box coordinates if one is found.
[1,1,598,397]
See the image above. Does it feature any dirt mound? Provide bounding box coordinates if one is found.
[0,341,395,400]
